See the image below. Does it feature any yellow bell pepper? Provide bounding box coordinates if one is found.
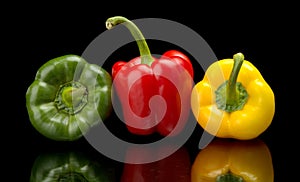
[191,138,274,182]
[191,53,275,140]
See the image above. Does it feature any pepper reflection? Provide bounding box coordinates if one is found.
[121,146,191,181]
[191,138,274,182]
[30,151,116,182]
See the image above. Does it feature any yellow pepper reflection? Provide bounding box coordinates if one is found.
[191,138,274,182]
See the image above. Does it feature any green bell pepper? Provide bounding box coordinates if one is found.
[26,55,112,141]
[30,151,116,182]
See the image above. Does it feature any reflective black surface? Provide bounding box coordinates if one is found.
[6,2,296,181]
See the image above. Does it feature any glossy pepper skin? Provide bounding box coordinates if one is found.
[26,55,112,141]
[30,151,116,182]
[191,138,274,182]
[107,16,194,136]
[191,53,275,140]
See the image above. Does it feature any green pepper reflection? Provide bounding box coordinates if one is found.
[30,151,116,182]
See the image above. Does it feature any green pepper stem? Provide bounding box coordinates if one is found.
[62,87,86,108]
[106,16,154,66]
[226,53,245,105]
[55,81,88,115]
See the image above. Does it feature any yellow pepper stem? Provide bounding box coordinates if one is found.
[217,173,244,182]
[227,53,245,105]
[215,53,248,112]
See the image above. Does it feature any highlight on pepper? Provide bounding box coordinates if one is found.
[191,52,275,140]
[106,16,194,136]
[26,55,112,141]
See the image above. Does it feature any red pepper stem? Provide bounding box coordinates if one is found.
[106,16,154,66]
[226,52,244,105]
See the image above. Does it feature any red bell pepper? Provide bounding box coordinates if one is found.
[106,16,194,136]
[121,146,191,182]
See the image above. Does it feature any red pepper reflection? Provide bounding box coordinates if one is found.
[121,146,191,182]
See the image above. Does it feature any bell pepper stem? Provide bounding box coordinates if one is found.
[55,81,88,115]
[217,172,244,182]
[106,16,154,66]
[62,87,86,108]
[215,52,248,112]
[226,53,244,105]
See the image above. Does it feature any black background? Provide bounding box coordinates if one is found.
[5,2,297,181]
